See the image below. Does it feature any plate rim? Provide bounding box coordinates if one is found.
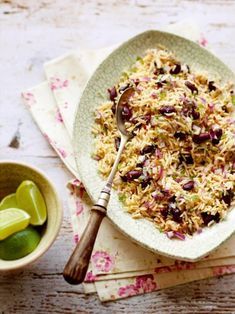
[73,29,235,261]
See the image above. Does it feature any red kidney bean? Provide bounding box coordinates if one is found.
[141,145,156,155]
[185,81,198,94]
[201,212,220,225]
[159,106,176,115]
[222,189,234,206]
[182,181,194,191]
[170,64,181,75]
[170,207,182,223]
[191,108,200,120]
[121,104,132,121]
[168,195,176,203]
[141,175,151,188]
[122,170,142,182]
[160,207,169,219]
[210,128,223,145]
[192,133,210,144]
[108,86,117,101]
[179,154,194,164]
[174,131,186,140]
[155,81,163,88]
[208,81,217,92]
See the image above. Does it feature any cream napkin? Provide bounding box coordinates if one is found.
[22,24,235,301]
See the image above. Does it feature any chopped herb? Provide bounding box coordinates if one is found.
[131,67,138,73]
[121,71,129,80]
[136,56,144,64]
[118,194,126,203]
[159,92,166,100]
[232,95,235,105]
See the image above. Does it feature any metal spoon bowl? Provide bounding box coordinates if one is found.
[63,87,135,285]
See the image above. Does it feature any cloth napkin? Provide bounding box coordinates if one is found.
[22,23,235,302]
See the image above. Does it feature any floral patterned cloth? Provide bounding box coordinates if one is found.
[22,23,235,301]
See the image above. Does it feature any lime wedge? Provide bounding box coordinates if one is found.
[0,208,30,240]
[0,226,41,260]
[0,193,18,211]
[16,180,47,226]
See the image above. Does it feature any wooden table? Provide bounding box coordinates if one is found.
[0,0,235,313]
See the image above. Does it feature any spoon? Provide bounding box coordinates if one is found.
[63,87,134,285]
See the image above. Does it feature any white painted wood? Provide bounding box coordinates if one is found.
[0,0,235,312]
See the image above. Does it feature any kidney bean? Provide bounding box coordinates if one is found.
[222,189,234,206]
[168,195,176,203]
[170,207,182,223]
[210,128,223,145]
[160,207,169,219]
[208,81,217,92]
[122,170,142,182]
[121,104,132,121]
[179,154,194,164]
[170,64,181,75]
[185,81,198,94]
[141,175,151,188]
[182,181,194,191]
[201,212,220,225]
[159,106,176,115]
[192,133,210,144]
[174,131,186,140]
[155,81,163,88]
[141,145,156,155]
[108,86,117,101]
[191,108,200,120]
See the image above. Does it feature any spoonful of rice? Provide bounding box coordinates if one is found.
[63,87,134,285]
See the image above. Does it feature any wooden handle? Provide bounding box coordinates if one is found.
[63,206,105,285]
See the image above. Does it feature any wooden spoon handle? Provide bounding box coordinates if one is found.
[63,205,106,285]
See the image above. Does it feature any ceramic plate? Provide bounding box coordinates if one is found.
[73,30,235,261]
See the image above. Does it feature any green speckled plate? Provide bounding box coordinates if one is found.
[73,30,235,261]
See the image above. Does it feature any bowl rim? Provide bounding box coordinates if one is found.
[0,160,63,271]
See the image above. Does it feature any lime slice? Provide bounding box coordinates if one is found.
[0,193,18,211]
[16,180,47,226]
[0,226,41,260]
[0,208,30,240]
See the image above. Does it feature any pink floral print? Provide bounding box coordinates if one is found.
[50,77,69,91]
[154,260,195,274]
[84,271,97,283]
[43,133,53,145]
[55,108,64,123]
[75,200,84,215]
[212,265,235,276]
[73,233,80,244]
[91,251,115,273]
[199,35,208,47]
[135,275,157,293]
[118,284,139,297]
[57,147,67,158]
[21,92,36,108]
[118,274,157,297]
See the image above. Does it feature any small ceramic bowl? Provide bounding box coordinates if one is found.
[0,160,63,271]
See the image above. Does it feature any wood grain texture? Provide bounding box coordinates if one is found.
[0,0,235,313]
[63,209,105,285]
